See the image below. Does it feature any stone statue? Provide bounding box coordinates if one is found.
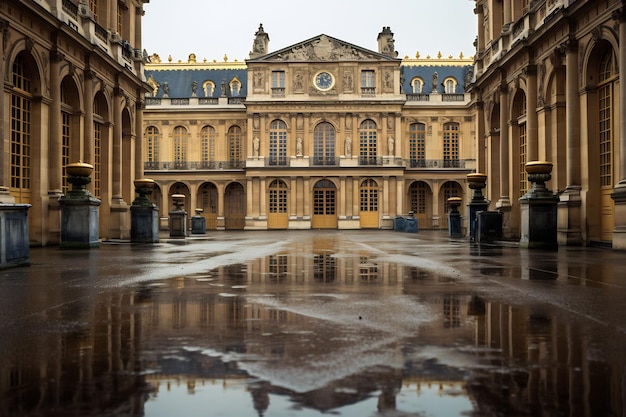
[191,81,198,97]
[345,136,352,157]
[431,71,438,94]
[296,137,303,157]
[388,136,395,156]
[253,137,260,157]
[162,81,169,97]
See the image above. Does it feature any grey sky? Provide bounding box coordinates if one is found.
[142,0,477,62]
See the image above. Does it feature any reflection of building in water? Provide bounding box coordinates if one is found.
[0,292,147,416]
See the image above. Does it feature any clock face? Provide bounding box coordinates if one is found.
[314,71,334,91]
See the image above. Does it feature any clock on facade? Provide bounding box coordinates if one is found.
[314,71,334,91]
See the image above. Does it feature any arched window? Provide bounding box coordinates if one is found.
[360,179,378,212]
[409,181,429,214]
[269,120,288,166]
[514,92,528,196]
[410,77,424,94]
[409,123,426,167]
[313,122,335,165]
[228,126,243,168]
[359,119,377,165]
[268,179,288,214]
[11,54,32,203]
[442,181,462,214]
[61,77,80,194]
[230,78,241,96]
[444,77,457,94]
[202,80,215,97]
[443,122,459,167]
[598,50,616,188]
[145,126,159,167]
[200,126,216,168]
[172,126,187,167]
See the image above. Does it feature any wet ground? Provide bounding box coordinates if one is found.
[0,230,625,417]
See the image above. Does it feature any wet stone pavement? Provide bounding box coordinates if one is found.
[0,230,625,417]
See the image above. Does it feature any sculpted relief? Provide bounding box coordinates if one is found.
[269,35,371,62]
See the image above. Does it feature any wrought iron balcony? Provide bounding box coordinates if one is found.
[407,159,470,169]
[358,156,383,166]
[144,160,245,171]
[312,157,340,166]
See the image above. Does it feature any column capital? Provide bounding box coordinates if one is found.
[474,5,484,15]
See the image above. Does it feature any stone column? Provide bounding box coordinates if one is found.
[503,0,512,27]
[49,51,63,193]
[112,90,123,200]
[475,5,485,53]
[496,83,511,209]
[611,9,626,249]
[84,69,95,192]
[558,39,582,246]
[135,100,144,179]
[526,65,538,161]
[476,101,486,173]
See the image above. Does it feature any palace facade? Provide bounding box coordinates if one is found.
[471,0,626,249]
[1,0,149,246]
[142,26,475,231]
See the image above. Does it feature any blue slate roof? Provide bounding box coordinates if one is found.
[401,65,472,94]
[145,69,248,98]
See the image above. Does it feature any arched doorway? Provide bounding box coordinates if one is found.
[198,182,218,229]
[440,181,463,230]
[312,179,337,229]
[267,179,288,229]
[225,182,245,230]
[408,181,432,229]
[359,179,379,228]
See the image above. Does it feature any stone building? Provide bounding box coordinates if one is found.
[471,0,626,249]
[143,26,475,231]
[0,0,149,246]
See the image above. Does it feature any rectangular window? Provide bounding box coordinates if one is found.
[519,123,528,196]
[94,122,101,198]
[443,123,459,167]
[271,71,285,97]
[599,84,612,187]
[62,112,71,194]
[361,70,375,87]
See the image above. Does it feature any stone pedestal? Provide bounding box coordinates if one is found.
[169,194,187,238]
[130,179,159,243]
[519,161,559,250]
[191,208,206,234]
[467,173,489,241]
[610,185,626,250]
[59,162,101,249]
[447,197,463,238]
[0,201,31,268]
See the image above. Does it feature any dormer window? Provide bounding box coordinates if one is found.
[444,77,458,94]
[410,77,424,94]
[202,81,215,97]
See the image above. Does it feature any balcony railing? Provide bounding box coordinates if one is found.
[407,159,468,169]
[144,160,245,170]
[94,23,108,42]
[267,157,288,166]
[359,156,383,166]
[312,157,340,166]
[62,0,78,20]
[442,94,465,102]
[406,93,430,102]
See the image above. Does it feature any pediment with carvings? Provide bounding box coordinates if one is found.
[253,34,398,62]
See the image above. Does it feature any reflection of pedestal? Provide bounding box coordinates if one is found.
[519,162,558,250]
[131,179,159,243]
[60,162,101,249]
[447,197,463,238]
[191,208,206,234]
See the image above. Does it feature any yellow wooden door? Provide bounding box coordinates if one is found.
[268,180,289,229]
[359,179,379,228]
[311,181,337,229]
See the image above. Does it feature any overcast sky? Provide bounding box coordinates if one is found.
[142,0,477,62]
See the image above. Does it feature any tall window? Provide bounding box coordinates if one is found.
[228,126,242,168]
[313,122,336,165]
[10,54,32,203]
[410,182,428,214]
[268,179,288,214]
[94,122,102,198]
[519,122,528,196]
[599,50,615,188]
[361,70,375,95]
[90,0,98,20]
[200,126,216,168]
[146,126,159,166]
[409,123,426,167]
[443,123,459,167]
[359,119,377,165]
[269,120,287,166]
[61,112,71,193]
[360,179,378,212]
[117,3,123,35]
[173,126,187,167]
[272,71,285,96]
